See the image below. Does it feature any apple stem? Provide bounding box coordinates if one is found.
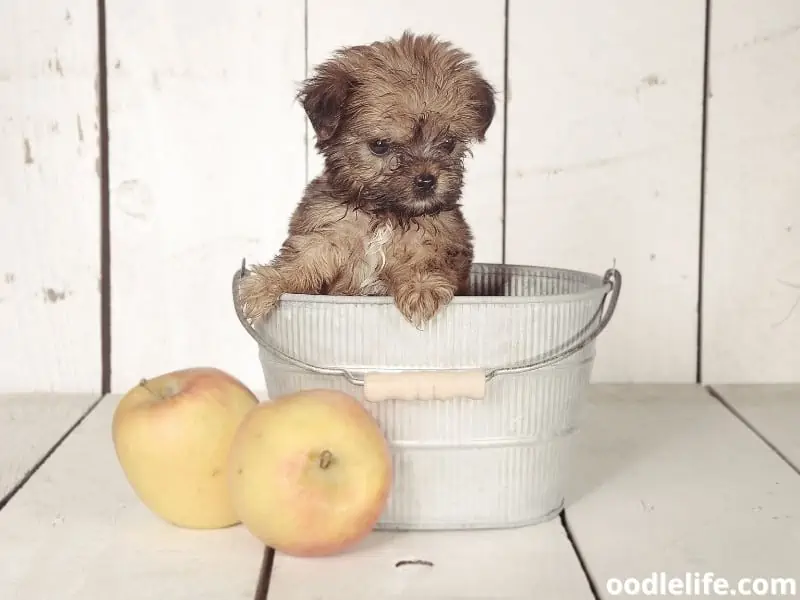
[319,450,333,470]
[138,378,160,399]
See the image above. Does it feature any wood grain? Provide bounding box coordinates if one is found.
[0,393,99,505]
[0,394,265,598]
[565,384,800,597]
[702,0,800,383]
[268,521,594,599]
[505,0,706,382]
[106,0,306,393]
[305,0,506,263]
[0,1,101,392]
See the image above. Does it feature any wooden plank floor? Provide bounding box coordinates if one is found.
[1,385,798,599]
[712,384,800,470]
[267,522,594,599]
[0,393,99,506]
[0,394,265,600]
[564,385,800,599]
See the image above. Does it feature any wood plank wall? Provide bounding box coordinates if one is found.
[1,0,798,393]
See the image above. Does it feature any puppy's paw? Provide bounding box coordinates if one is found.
[238,265,283,321]
[394,277,455,329]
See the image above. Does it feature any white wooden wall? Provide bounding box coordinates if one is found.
[1,0,798,394]
[1,2,102,393]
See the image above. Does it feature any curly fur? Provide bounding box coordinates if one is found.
[239,31,496,328]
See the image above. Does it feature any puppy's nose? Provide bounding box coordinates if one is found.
[414,173,437,191]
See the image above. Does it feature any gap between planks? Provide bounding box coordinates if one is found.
[708,384,800,475]
[563,384,800,599]
[0,394,104,511]
[253,547,275,600]
[0,394,267,599]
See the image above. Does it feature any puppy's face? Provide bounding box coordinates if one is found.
[299,32,496,220]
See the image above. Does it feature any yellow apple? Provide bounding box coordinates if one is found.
[227,388,392,557]
[112,366,259,529]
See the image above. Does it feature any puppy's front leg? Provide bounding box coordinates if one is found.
[386,261,458,329]
[238,232,346,321]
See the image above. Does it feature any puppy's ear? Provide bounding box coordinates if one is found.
[298,59,354,143]
[469,76,496,142]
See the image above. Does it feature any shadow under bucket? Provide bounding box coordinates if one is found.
[232,262,621,531]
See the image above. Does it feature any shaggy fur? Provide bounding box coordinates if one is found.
[238,31,496,328]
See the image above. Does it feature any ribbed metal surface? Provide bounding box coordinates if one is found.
[253,263,607,530]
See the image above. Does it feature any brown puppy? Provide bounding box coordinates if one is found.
[239,31,496,328]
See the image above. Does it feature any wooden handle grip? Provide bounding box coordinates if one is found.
[362,370,486,402]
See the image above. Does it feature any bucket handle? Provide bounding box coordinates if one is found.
[232,260,621,393]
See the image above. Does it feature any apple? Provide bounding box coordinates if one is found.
[227,388,392,557]
[112,366,259,529]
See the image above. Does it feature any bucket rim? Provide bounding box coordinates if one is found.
[233,264,622,386]
[270,262,609,306]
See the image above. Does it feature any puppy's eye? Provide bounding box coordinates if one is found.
[440,138,457,153]
[369,139,391,156]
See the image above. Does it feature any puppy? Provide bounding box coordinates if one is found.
[238,31,496,328]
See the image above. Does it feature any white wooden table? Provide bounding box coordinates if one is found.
[2,385,798,599]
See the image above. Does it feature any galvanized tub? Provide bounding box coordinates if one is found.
[232,262,621,531]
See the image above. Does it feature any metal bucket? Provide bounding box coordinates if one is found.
[232,262,621,531]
